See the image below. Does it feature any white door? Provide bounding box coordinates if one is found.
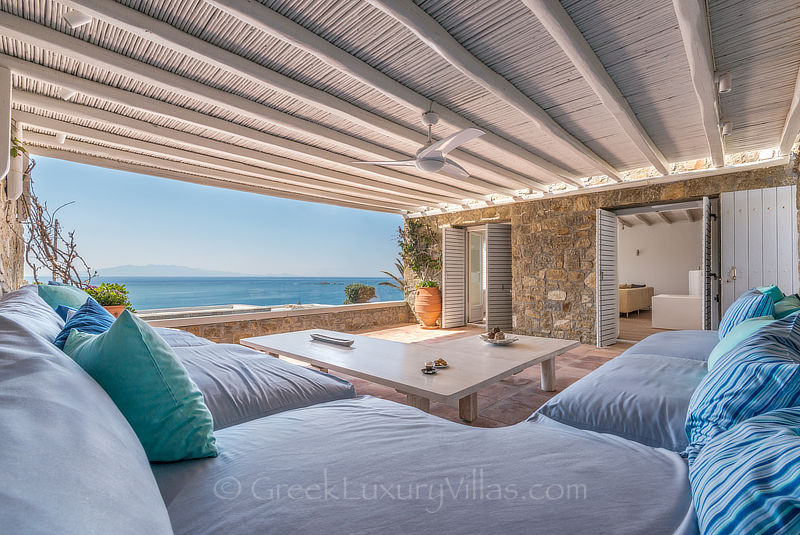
[485,223,512,331]
[467,231,484,323]
[441,227,467,328]
[721,186,798,312]
[596,209,619,347]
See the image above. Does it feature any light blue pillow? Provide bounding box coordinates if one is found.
[690,407,800,534]
[53,297,115,349]
[63,311,217,462]
[718,289,774,339]
[37,284,89,311]
[684,314,800,463]
[707,315,774,371]
[756,285,784,303]
[775,294,800,319]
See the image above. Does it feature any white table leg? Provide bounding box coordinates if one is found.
[541,357,557,391]
[459,393,478,422]
[406,393,431,412]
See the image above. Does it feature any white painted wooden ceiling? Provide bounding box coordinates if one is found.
[1,0,798,214]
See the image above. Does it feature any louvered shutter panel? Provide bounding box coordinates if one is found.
[485,223,512,331]
[596,209,619,347]
[441,227,467,328]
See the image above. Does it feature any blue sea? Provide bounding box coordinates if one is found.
[87,276,404,311]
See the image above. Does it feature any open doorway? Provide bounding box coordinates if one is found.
[467,228,486,324]
[596,199,720,345]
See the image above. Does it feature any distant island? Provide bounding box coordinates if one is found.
[96,264,265,278]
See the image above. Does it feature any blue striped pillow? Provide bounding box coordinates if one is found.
[718,289,775,339]
[690,407,800,534]
[684,314,800,463]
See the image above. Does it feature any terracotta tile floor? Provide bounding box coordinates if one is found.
[280,323,630,428]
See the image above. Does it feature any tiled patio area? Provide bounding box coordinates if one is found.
[316,323,633,428]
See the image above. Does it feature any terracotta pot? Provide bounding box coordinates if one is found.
[415,287,442,329]
[103,305,125,318]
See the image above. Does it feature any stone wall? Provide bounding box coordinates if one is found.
[0,169,26,295]
[145,301,413,344]
[409,159,799,344]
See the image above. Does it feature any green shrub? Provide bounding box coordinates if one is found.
[85,283,135,311]
[344,283,376,304]
[416,280,439,288]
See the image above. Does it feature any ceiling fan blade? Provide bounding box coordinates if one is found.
[440,158,470,179]
[351,160,417,167]
[418,128,485,158]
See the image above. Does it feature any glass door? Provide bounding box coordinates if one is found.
[468,231,484,323]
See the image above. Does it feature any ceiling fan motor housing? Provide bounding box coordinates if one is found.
[415,154,445,172]
[421,111,439,126]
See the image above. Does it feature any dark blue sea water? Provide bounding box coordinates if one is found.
[88,276,404,310]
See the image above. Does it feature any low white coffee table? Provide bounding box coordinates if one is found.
[241,329,579,422]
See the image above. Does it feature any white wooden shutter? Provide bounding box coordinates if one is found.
[702,197,713,330]
[596,209,619,347]
[721,185,798,313]
[441,227,466,328]
[485,223,512,331]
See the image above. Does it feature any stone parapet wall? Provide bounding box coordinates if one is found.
[409,159,799,344]
[145,301,413,344]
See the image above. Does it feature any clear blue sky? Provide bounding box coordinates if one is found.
[26,156,404,277]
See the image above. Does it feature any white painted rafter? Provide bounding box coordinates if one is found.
[657,211,673,224]
[13,91,452,206]
[779,65,800,156]
[365,0,623,182]
[0,12,512,197]
[522,0,670,175]
[635,214,652,226]
[59,0,549,193]
[29,144,402,214]
[205,0,583,188]
[24,132,416,212]
[2,54,492,200]
[15,111,431,210]
[673,0,725,167]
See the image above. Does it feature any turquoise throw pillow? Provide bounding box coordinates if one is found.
[774,294,800,319]
[63,311,217,462]
[756,285,784,303]
[37,284,89,311]
[707,316,775,371]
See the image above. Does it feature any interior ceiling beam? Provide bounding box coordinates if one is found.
[205,0,583,188]
[15,111,429,210]
[522,0,669,176]
[0,13,510,197]
[657,211,673,224]
[29,144,402,214]
[24,131,416,212]
[617,216,635,227]
[60,0,547,193]
[673,0,725,167]
[779,66,800,156]
[13,91,449,206]
[635,214,652,226]
[686,209,699,222]
[365,0,623,182]
[1,55,489,200]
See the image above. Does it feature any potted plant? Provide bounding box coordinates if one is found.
[85,283,135,318]
[397,221,442,329]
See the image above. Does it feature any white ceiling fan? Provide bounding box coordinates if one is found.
[354,111,484,179]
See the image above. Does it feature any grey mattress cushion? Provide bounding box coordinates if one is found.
[174,343,356,430]
[622,330,719,361]
[534,354,707,451]
[0,315,173,535]
[153,327,214,347]
[0,285,64,342]
[153,396,697,535]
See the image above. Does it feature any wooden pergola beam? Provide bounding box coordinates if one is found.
[24,132,416,212]
[206,0,583,188]
[13,92,449,206]
[779,65,800,156]
[60,0,548,192]
[522,0,669,175]
[366,0,623,182]
[673,0,725,167]
[2,54,489,200]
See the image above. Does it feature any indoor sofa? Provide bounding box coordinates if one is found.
[1,285,697,534]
